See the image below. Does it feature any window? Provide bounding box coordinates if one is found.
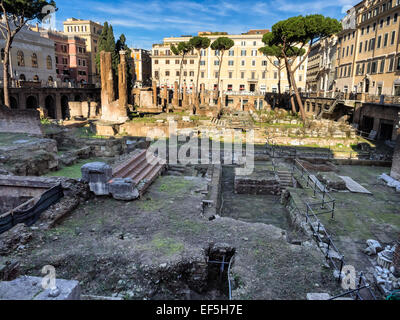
[380,19,384,28]
[189,71,194,76]
[214,50,220,56]
[380,59,385,73]
[387,16,391,26]
[165,71,170,76]
[389,57,394,71]
[395,13,398,23]
[228,49,234,56]
[183,60,187,64]
[215,71,218,78]
[17,51,24,66]
[351,45,354,55]
[253,41,257,46]
[377,36,382,48]
[262,60,267,66]
[190,59,194,64]
[200,60,205,66]
[0,48,4,62]
[184,71,187,76]
[359,42,363,53]
[228,71,232,79]
[371,61,377,73]
[274,71,278,79]
[31,53,38,68]
[240,72,244,79]
[175,59,179,64]
[241,41,246,46]
[176,71,180,76]
[166,60,170,64]
[154,71,159,78]
[384,33,389,46]
[397,57,400,70]
[241,49,246,56]
[201,71,204,78]
[251,60,256,66]
[391,31,396,45]
[214,60,219,66]
[251,49,257,56]
[154,60,158,64]
[241,60,245,66]
[228,60,234,66]
[262,71,266,79]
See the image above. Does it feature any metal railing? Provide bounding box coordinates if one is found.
[292,159,335,217]
[329,272,376,300]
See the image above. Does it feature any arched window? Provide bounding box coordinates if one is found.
[1,48,4,62]
[33,75,39,81]
[48,76,53,82]
[17,51,24,66]
[19,74,26,81]
[32,53,38,68]
[46,55,52,69]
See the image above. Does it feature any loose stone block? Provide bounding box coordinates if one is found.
[0,276,80,300]
[108,178,139,201]
[81,162,112,195]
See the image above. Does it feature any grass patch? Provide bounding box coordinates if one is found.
[44,157,105,179]
[151,234,184,256]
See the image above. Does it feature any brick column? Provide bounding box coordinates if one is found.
[55,93,62,120]
[152,80,157,106]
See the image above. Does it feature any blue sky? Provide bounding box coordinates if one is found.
[50,0,360,49]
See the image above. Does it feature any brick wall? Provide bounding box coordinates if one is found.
[0,105,42,135]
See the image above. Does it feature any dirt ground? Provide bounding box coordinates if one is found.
[7,170,339,300]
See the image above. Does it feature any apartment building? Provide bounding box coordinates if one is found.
[32,27,89,84]
[335,0,400,95]
[131,48,152,88]
[151,30,308,93]
[0,22,57,86]
[63,18,103,84]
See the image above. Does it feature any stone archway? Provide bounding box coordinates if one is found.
[10,96,18,109]
[26,95,38,109]
[61,95,70,120]
[45,95,56,119]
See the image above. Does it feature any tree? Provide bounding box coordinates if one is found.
[0,0,57,108]
[96,23,118,74]
[263,15,341,122]
[96,21,109,72]
[188,36,210,100]
[210,37,234,101]
[170,41,193,94]
[259,39,296,113]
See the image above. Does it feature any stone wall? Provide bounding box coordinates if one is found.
[68,101,99,119]
[0,105,42,135]
[390,134,400,180]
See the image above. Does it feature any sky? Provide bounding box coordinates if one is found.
[48,0,361,49]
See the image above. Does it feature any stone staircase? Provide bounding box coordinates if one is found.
[276,170,293,188]
[112,149,165,196]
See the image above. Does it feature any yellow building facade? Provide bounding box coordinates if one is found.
[335,0,400,96]
[151,30,308,93]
